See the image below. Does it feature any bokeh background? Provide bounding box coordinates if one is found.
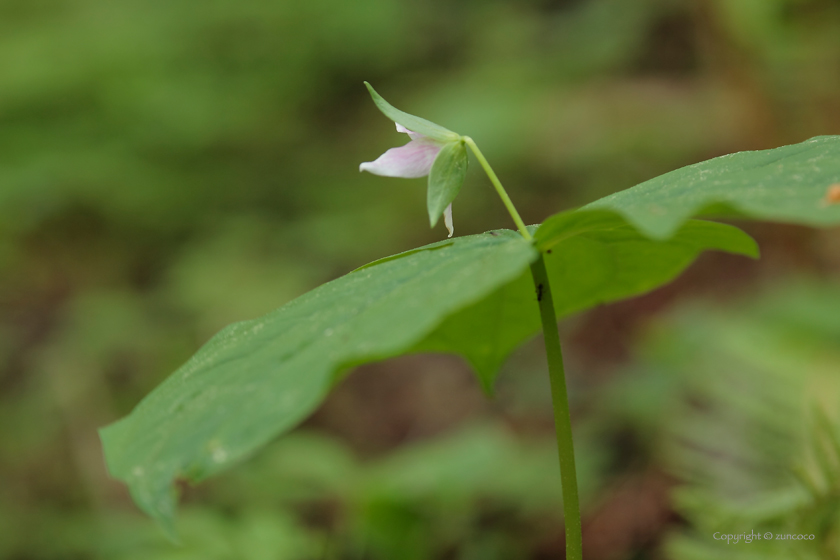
[1,0,840,558]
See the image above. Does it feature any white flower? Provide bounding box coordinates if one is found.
[360,123,455,237]
[359,124,443,178]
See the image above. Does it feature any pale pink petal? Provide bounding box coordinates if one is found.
[444,203,454,238]
[396,122,424,141]
[359,139,441,178]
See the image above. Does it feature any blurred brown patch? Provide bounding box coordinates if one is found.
[306,354,489,455]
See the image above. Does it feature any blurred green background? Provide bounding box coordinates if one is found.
[1,0,839,558]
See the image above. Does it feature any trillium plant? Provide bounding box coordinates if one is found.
[100,83,840,559]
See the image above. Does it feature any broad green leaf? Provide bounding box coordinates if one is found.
[364,82,460,143]
[533,208,638,251]
[414,215,758,392]
[542,217,758,317]
[427,140,468,228]
[99,231,537,536]
[585,136,840,239]
[413,263,538,394]
[101,214,758,532]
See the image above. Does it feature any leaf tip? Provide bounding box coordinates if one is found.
[138,483,182,544]
[479,379,497,399]
[363,81,387,109]
[469,360,502,398]
[157,514,181,545]
[744,238,761,260]
[428,208,441,229]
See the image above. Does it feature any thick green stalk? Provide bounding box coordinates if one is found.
[462,136,532,240]
[530,254,583,560]
[469,137,582,558]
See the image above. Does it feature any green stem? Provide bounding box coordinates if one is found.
[468,136,581,557]
[462,136,532,241]
[530,254,583,560]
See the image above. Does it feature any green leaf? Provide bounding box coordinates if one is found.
[427,140,468,228]
[584,135,840,239]
[101,213,759,532]
[364,82,460,143]
[100,210,765,535]
[415,216,758,392]
[99,230,538,536]
[541,216,759,318]
[102,134,840,534]
[412,264,538,394]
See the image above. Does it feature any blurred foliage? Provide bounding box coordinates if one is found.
[1,0,839,557]
[590,282,840,559]
[0,423,608,559]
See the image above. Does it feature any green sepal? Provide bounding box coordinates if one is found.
[427,140,468,229]
[364,82,460,143]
